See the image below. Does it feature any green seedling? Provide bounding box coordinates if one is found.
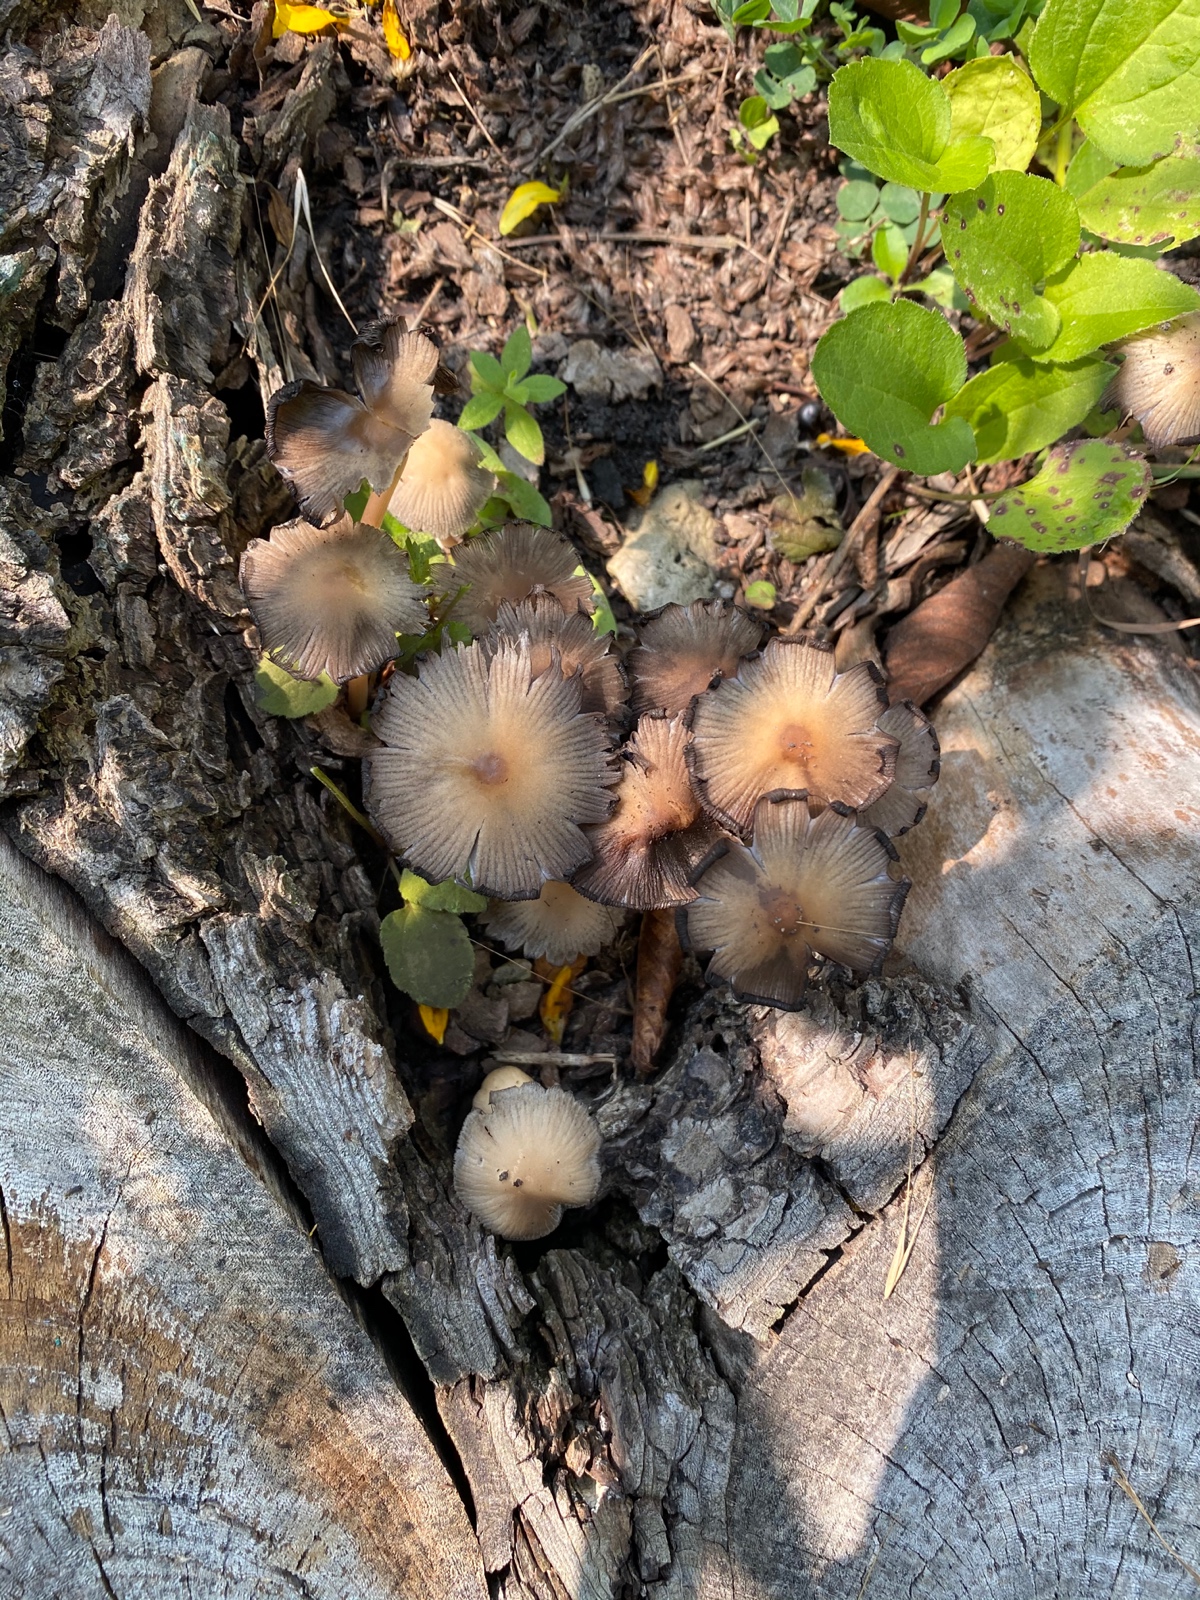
[731,96,780,161]
[459,324,565,467]
[380,870,489,1010]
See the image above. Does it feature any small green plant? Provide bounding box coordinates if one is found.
[811,4,1200,554]
[380,870,488,1009]
[458,324,565,468]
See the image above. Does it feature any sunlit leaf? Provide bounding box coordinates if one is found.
[1033,251,1200,363]
[504,402,545,464]
[399,868,487,914]
[457,392,505,431]
[255,655,338,717]
[1074,151,1200,250]
[828,58,994,192]
[943,352,1115,463]
[988,439,1152,552]
[419,1005,449,1044]
[499,181,563,237]
[943,54,1040,173]
[743,580,777,608]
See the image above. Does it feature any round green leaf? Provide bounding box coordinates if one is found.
[380,904,475,1008]
[872,222,910,281]
[743,580,777,608]
[1075,152,1200,249]
[811,298,977,475]
[254,656,338,718]
[989,439,1151,552]
[837,179,882,220]
[840,273,892,311]
[943,55,1041,174]
[1034,251,1200,364]
[941,172,1080,351]
[828,58,995,193]
[879,182,921,224]
[943,352,1116,463]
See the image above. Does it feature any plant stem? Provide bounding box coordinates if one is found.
[361,459,407,530]
[1054,121,1073,186]
[898,192,931,287]
[345,674,371,720]
[309,765,386,845]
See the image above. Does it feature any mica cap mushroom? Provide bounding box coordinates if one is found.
[1108,312,1200,448]
[388,419,496,547]
[628,600,763,717]
[483,597,626,719]
[481,880,624,966]
[687,635,897,834]
[452,523,594,634]
[365,637,618,899]
[859,701,940,837]
[454,1078,602,1240]
[574,712,722,909]
[239,514,428,682]
[680,796,909,1009]
[266,320,442,524]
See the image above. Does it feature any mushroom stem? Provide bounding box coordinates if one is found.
[361,459,408,530]
[345,673,371,720]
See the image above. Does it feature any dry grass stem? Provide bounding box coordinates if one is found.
[1102,1452,1200,1586]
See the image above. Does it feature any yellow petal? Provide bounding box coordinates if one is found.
[499,181,563,237]
[538,957,584,1044]
[273,0,340,34]
[815,432,873,456]
[419,1004,449,1044]
[382,0,411,58]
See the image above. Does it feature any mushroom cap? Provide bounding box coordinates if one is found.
[453,1081,602,1240]
[473,1066,534,1111]
[351,320,442,437]
[627,600,764,716]
[365,637,618,899]
[483,597,627,719]
[1108,311,1200,448]
[574,713,723,909]
[451,524,594,634]
[388,420,497,544]
[239,514,428,683]
[859,701,940,836]
[265,381,419,526]
[680,797,909,1010]
[687,636,897,834]
[480,880,624,965]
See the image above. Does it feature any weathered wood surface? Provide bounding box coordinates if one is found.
[0,830,486,1599]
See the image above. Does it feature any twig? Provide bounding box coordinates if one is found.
[788,467,902,632]
[1079,548,1200,634]
[535,45,659,164]
[1103,1451,1200,1585]
[390,153,493,169]
[491,1050,619,1068]
[764,192,796,281]
[697,418,761,452]
[429,196,549,282]
[414,275,445,324]
[446,69,508,167]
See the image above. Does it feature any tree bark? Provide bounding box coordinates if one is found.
[2,4,1198,1597]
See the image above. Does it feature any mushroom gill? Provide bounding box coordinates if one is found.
[388,419,496,547]
[627,600,763,716]
[452,523,594,634]
[481,880,624,965]
[453,1080,602,1240]
[364,637,618,899]
[680,797,909,1009]
[1108,312,1200,448]
[574,713,721,909]
[687,636,896,834]
[483,597,626,719]
[859,701,940,836]
[239,514,428,682]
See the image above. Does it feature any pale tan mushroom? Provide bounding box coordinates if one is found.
[364,637,618,899]
[680,796,909,1009]
[859,701,940,836]
[452,523,594,634]
[627,600,763,716]
[454,1080,601,1240]
[483,597,626,719]
[472,1066,534,1111]
[480,881,624,965]
[239,514,428,682]
[1108,312,1200,448]
[388,420,496,546]
[687,636,897,834]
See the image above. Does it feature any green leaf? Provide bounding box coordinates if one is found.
[1029,0,1200,167]
[495,470,552,526]
[399,868,488,914]
[501,324,532,380]
[811,298,977,475]
[943,55,1041,173]
[504,402,545,464]
[379,905,475,1008]
[921,11,975,63]
[943,352,1116,463]
[879,182,921,224]
[457,392,505,431]
[580,567,617,633]
[400,532,441,584]
[1033,251,1200,363]
[254,656,339,717]
[941,172,1080,351]
[837,179,882,221]
[469,350,505,391]
[1064,138,1116,198]
[988,439,1152,551]
[511,372,566,404]
[737,95,780,151]
[827,58,994,192]
[910,265,972,310]
[743,579,778,608]
[754,68,794,110]
[1074,151,1200,250]
[930,0,960,28]
[840,273,893,311]
[344,485,369,520]
[872,222,909,281]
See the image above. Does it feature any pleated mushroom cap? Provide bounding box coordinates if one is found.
[481,881,624,965]
[453,1081,602,1240]
[681,798,909,1009]
[484,598,626,719]
[239,514,428,682]
[452,524,594,634]
[628,601,763,716]
[574,713,722,909]
[1108,312,1200,448]
[388,420,496,545]
[859,701,940,836]
[265,324,440,524]
[365,638,618,899]
[687,636,896,834]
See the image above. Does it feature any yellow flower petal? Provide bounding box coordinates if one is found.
[499,181,564,238]
[273,0,341,34]
[419,1004,449,1044]
[382,0,411,59]
[815,432,873,456]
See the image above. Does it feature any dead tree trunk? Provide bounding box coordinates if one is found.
[2,5,1198,1597]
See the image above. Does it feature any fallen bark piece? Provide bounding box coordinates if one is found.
[882,539,1035,705]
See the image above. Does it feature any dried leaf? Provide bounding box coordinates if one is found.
[499,181,564,237]
[631,909,683,1076]
[539,956,586,1043]
[419,1005,449,1044]
[272,0,342,36]
[382,0,410,59]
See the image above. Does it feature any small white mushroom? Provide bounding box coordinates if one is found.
[472,1066,534,1111]
[454,1080,601,1240]
[388,419,496,546]
[1108,312,1200,448]
[480,881,624,965]
[451,524,594,634]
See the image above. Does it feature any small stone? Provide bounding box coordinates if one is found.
[456,990,510,1044]
[558,339,663,404]
[503,981,543,1022]
[606,480,718,612]
[664,304,698,364]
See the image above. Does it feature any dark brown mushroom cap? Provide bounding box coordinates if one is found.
[451,524,594,634]
[483,598,627,719]
[627,600,764,717]
[453,1081,602,1240]
[364,637,618,900]
[859,701,940,836]
[480,880,624,965]
[680,797,909,1010]
[352,320,443,428]
[388,420,496,544]
[687,636,897,835]
[239,514,428,683]
[574,713,723,909]
[1107,311,1200,448]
